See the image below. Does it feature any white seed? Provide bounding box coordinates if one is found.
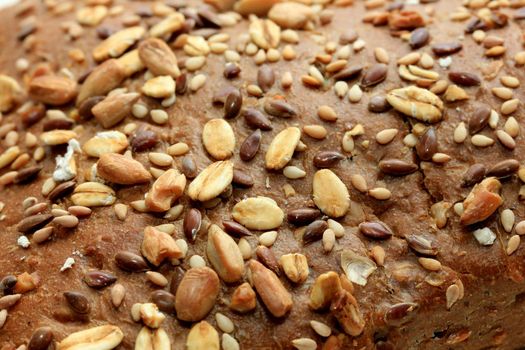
[374,47,389,63]
[322,229,335,252]
[471,134,494,147]
[247,84,263,97]
[308,66,324,84]
[507,235,520,255]
[515,220,525,235]
[453,122,467,143]
[148,152,173,167]
[237,238,252,260]
[283,166,306,179]
[303,125,327,139]
[41,177,57,196]
[221,334,240,350]
[145,271,168,287]
[492,87,513,100]
[215,312,234,333]
[432,153,451,163]
[369,187,391,200]
[446,284,460,309]
[403,133,418,147]
[334,81,348,98]
[131,303,142,322]
[52,208,69,217]
[350,174,367,193]
[175,238,188,258]
[22,197,37,209]
[376,128,398,145]
[496,130,516,149]
[501,209,515,233]
[327,219,345,238]
[189,254,206,268]
[52,215,79,228]
[310,320,332,337]
[281,29,299,43]
[0,309,7,329]
[488,109,499,129]
[397,52,420,65]
[185,56,206,71]
[282,45,296,60]
[472,30,486,43]
[504,117,520,137]
[259,230,278,247]
[501,98,519,115]
[419,53,434,68]
[114,203,128,221]
[254,49,266,65]
[150,109,169,124]
[336,45,351,59]
[341,131,354,153]
[161,93,176,107]
[190,74,207,92]
[224,49,241,62]
[111,283,126,308]
[132,103,149,119]
[34,147,45,161]
[353,38,366,51]
[292,338,317,350]
[348,84,363,103]
[418,257,442,271]
[501,76,520,88]
[453,202,464,216]
[167,142,189,156]
[317,105,337,122]
[267,48,281,62]
[164,204,184,220]
[281,71,293,89]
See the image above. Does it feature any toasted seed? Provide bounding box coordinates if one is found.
[302,220,328,244]
[386,86,443,123]
[232,169,254,188]
[17,214,53,233]
[221,220,251,238]
[175,267,220,322]
[376,128,398,145]
[415,127,437,160]
[487,159,519,178]
[462,164,486,187]
[507,235,520,255]
[265,127,301,170]
[287,208,321,226]
[379,159,418,176]
[57,325,124,350]
[203,119,235,160]
[313,169,350,218]
[240,129,261,162]
[448,71,480,86]
[32,227,54,244]
[360,64,387,87]
[256,245,280,275]
[317,105,337,122]
[368,95,390,113]
[432,42,462,56]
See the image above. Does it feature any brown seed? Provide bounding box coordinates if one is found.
[131,129,158,152]
[468,105,491,134]
[358,221,393,240]
[151,290,175,314]
[175,267,220,322]
[332,65,363,81]
[405,235,437,256]
[462,163,486,187]
[222,220,252,237]
[384,303,419,326]
[21,104,46,127]
[78,95,105,120]
[14,165,42,183]
[176,73,187,95]
[256,246,280,276]
[287,208,321,226]
[181,155,198,179]
[213,85,238,105]
[28,327,53,350]
[224,63,241,79]
[183,208,202,242]
[83,270,117,289]
[360,64,387,87]
[258,65,275,92]
[232,169,254,187]
[368,95,390,113]
[313,151,345,168]
[432,42,462,56]
[416,127,437,161]
[224,90,242,119]
[17,214,53,233]
[0,275,17,294]
[240,129,261,162]
[487,159,519,178]
[42,118,74,131]
[115,251,149,272]
[410,27,429,49]
[243,108,272,130]
[264,99,297,118]
[64,291,90,314]
[303,220,328,244]
[48,180,76,202]
[378,159,418,176]
[448,71,480,86]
